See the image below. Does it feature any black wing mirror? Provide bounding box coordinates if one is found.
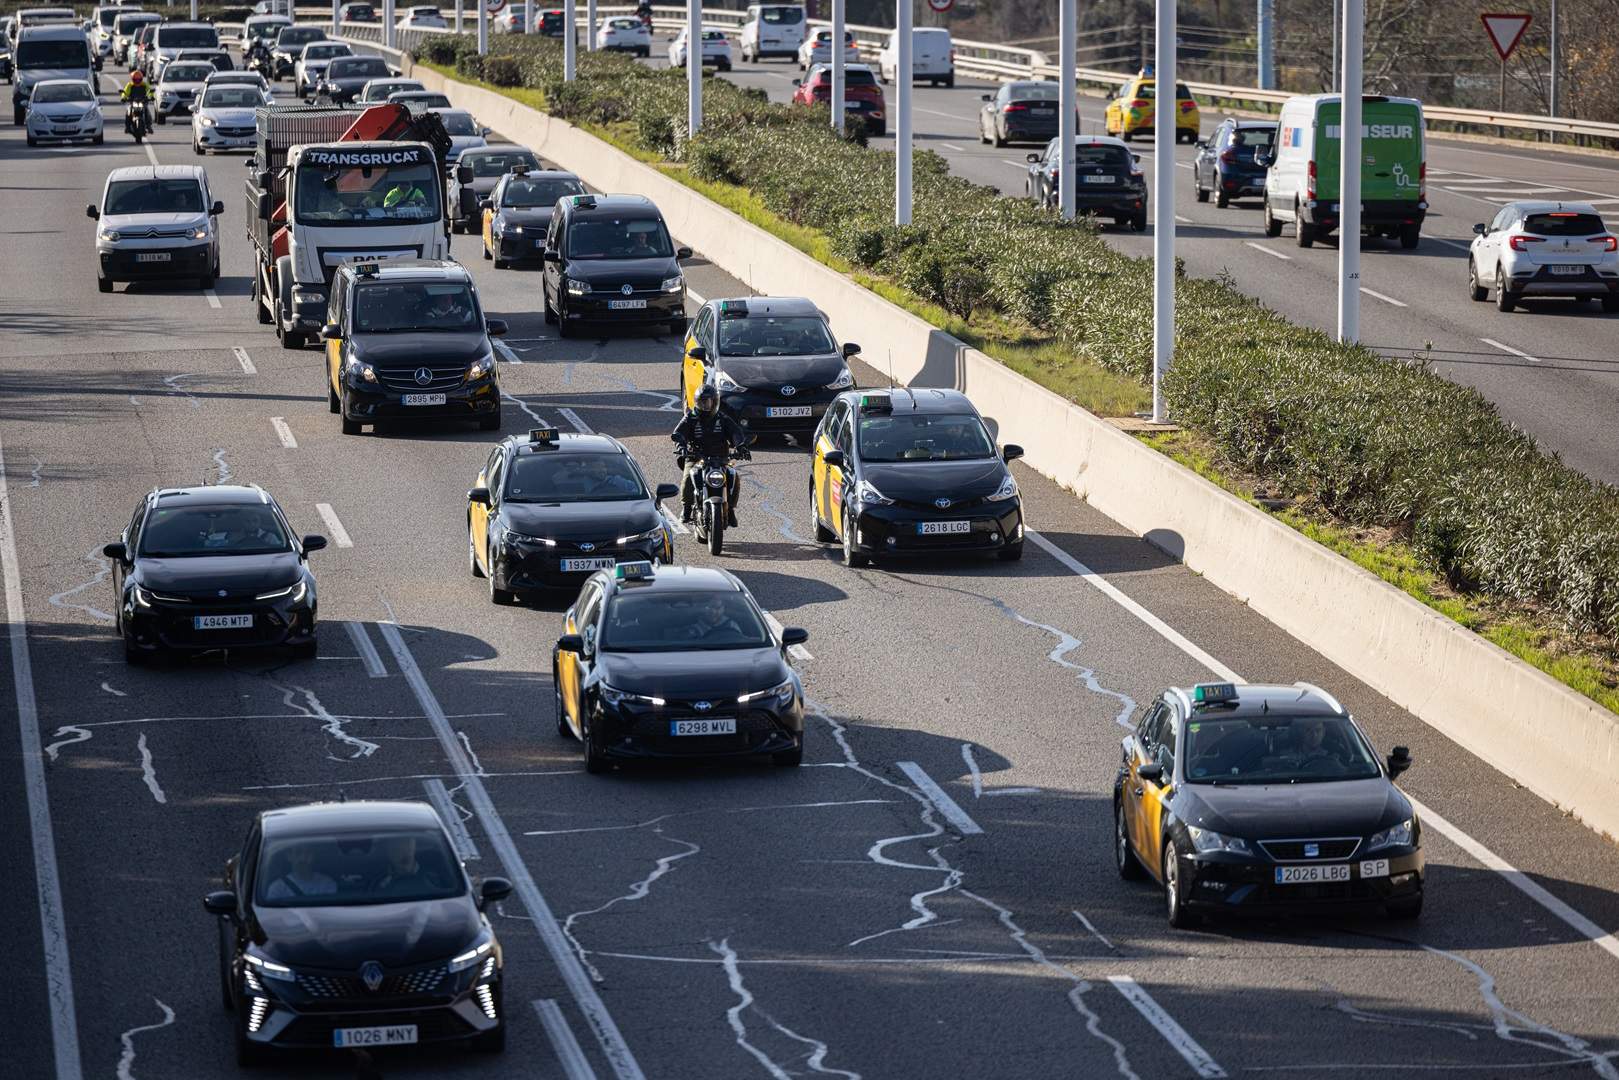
[1386,745,1412,779]
[1026,152,1041,163]
[1002,443,1024,463]
[980,93,992,102]
[86,204,100,219]
[556,633,585,654]
[467,486,491,506]
[842,341,861,358]
[1253,151,1271,168]
[791,78,801,86]
[478,197,494,210]
[302,534,328,553]
[1136,762,1164,783]
[102,541,127,561]
[655,482,679,500]
[319,322,341,339]
[687,344,707,362]
[202,890,237,916]
[478,876,513,905]
[780,626,809,647]
[485,318,509,337]
[821,449,845,468]
[1472,222,1487,236]
[675,246,693,260]
[542,249,561,263]
[457,165,474,186]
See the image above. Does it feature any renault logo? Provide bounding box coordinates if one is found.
[780,385,797,396]
[692,701,712,712]
[1304,843,1320,858]
[934,498,952,509]
[578,542,595,552]
[621,284,634,295]
[360,961,385,992]
[218,589,228,597]
[414,367,433,386]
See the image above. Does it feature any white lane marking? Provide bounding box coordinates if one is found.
[916,106,967,121]
[564,830,701,983]
[712,938,862,1080]
[895,761,983,836]
[686,286,707,305]
[0,432,84,1080]
[142,140,158,167]
[1432,238,1474,252]
[314,503,353,547]
[559,407,592,434]
[1360,287,1409,308]
[502,390,552,429]
[660,505,691,536]
[341,621,386,678]
[762,611,813,660]
[424,778,481,861]
[1175,162,1194,171]
[1025,530,1241,683]
[1243,241,1292,261]
[115,997,174,1080]
[44,726,91,762]
[205,290,222,310]
[1174,214,1192,224]
[210,449,233,485]
[1001,159,1028,169]
[534,999,599,1080]
[48,548,115,623]
[1481,337,1540,364]
[269,417,298,448]
[962,743,984,797]
[940,141,965,151]
[458,730,488,776]
[100,682,126,697]
[232,347,255,374]
[1107,976,1227,1078]
[377,621,645,1080]
[493,338,522,364]
[1072,910,1117,951]
[135,733,166,805]
[1439,185,1561,194]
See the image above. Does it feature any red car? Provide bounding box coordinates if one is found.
[792,62,886,136]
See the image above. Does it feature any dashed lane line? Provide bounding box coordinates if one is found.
[233,347,256,374]
[1107,976,1227,1078]
[1360,287,1408,308]
[1242,241,1291,261]
[1481,337,1540,364]
[494,338,523,364]
[205,290,222,310]
[423,778,481,861]
[314,503,354,548]
[896,761,984,836]
[269,417,297,448]
[341,620,386,678]
[558,407,591,434]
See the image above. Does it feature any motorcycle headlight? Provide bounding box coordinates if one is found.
[711,369,742,392]
[467,353,495,381]
[737,678,794,706]
[255,580,308,602]
[565,277,591,296]
[661,275,684,293]
[854,479,892,506]
[705,467,728,488]
[1366,818,1414,853]
[1186,826,1253,856]
[345,360,377,384]
[986,473,1019,502]
[199,114,216,126]
[244,948,296,982]
[616,526,664,546]
[600,684,665,708]
[823,368,854,390]
[447,933,494,974]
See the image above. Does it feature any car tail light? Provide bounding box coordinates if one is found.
[1306,159,1315,201]
[1218,149,1235,165]
[1591,235,1618,251]
[1129,99,1149,108]
[1180,100,1194,112]
[1004,103,1027,113]
[1509,235,1545,251]
[1418,161,1426,202]
[949,48,956,62]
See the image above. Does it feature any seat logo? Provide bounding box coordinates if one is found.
[1304,843,1319,858]
[360,961,384,991]
[692,700,712,712]
[414,367,432,386]
[621,284,634,295]
[218,589,228,597]
[934,498,952,509]
[780,385,797,396]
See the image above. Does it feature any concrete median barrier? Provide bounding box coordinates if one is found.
[409,60,1619,842]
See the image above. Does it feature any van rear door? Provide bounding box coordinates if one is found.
[1312,98,1423,205]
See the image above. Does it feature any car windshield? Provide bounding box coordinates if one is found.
[304,43,347,58]
[117,16,160,33]
[505,452,646,503]
[502,176,582,206]
[394,93,450,108]
[702,29,726,41]
[1183,714,1382,784]
[1075,145,1131,166]
[32,81,92,102]
[294,157,441,225]
[568,216,673,259]
[256,828,464,907]
[438,112,478,135]
[202,86,260,107]
[1524,212,1605,237]
[761,7,803,24]
[158,27,217,47]
[277,28,323,47]
[857,412,995,462]
[138,504,291,557]
[96,10,121,28]
[354,282,479,332]
[364,81,416,99]
[105,178,204,215]
[467,150,536,177]
[163,63,213,82]
[607,17,638,29]
[602,591,771,652]
[17,39,89,67]
[718,314,834,357]
[331,57,387,77]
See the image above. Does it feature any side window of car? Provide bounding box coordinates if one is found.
[238,823,262,897]
[485,449,506,503]
[834,407,855,455]
[1156,714,1178,777]
[127,502,147,552]
[693,305,713,346]
[576,584,604,651]
[1137,701,1166,753]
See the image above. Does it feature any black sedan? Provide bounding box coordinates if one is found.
[1115,682,1425,927]
[204,801,512,1065]
[317,54,392,104]
[468,427,678,602]
[479,169,584,268]
[810,389,1025,566]
[979,80,1064,147]
[553,562,809,771]
[1193,118,1277,208]
[104,484,326,663]
[1025,135,1147,231]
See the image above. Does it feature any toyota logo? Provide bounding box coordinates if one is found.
[360,961,385,992]
[218,589,229,597]
[578,542,595,552]
[934,498,952,509]
[780,385,797,397]
[414,367,433,386]
[621,284,634,296]
[692,701,712,712]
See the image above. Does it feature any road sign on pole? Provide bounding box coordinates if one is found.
[1480,12,1532,61]
[926,0,953,12]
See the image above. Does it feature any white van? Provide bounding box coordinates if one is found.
[11,23,93,125]
[878,26,954,87]
[739,4,806,63]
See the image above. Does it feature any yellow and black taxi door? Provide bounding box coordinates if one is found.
[682,304,711,409]
[481,178,499,257]
[1125,701,1172,879]
[325,271,348,400]
[469,446,503,573]
[816,405,850,537]
[558,582,603,735]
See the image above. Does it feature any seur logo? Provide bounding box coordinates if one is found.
[1325,123,1414,140]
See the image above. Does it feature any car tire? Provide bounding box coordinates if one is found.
[291,636,317,660]
[469,524,485,578]
[1496,269,1516,313]
[483,243,492,261]
[25,134,36,146]
[1120,130,1131,142]
[992,129,1004,148]
[199,270,215,290]
[155,111,165,124]
[1130,214,1147,232]
[252,276,272,324]
[1215,189,1229,209]
[1164,839,1195,929]
[97,275,113,294]
[997,541,1024,561]
[841,509,868,568]
[487,547,515,604]
[217,922,234,1011]
[479,411,501,431]
[1194,181,1208,203]
[1468,259,1488,302]
[772,742,803,767]
[327,379,340,413]
[542,284,558,324]
[1387,894,1423,921]
[122,633,149,666]
[93,134,103,145]
[582,712,609,774]
[1399,224,1421,250]
[1295,204,1315,248]
[945,74,955,88]
[194,141,204,155]
[1115,798,1144,880]
[558,316,576,339]
[811,483,835,543]
[493,257,507,270]
[1263,199,1282,238]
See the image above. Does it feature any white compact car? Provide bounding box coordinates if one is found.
[154,60,215,122]
[396,6,447,30]
[797,26,858,70]
[25,76,101,145]
[432,107,489,161]
[293,40,351,97]
[358,77,424,103]
[596,16,650,57]
[878,26,954,87]
[192,82,267,154]
[1468,201,1619,313]
[205,70,272,97]
[669,25,732,71]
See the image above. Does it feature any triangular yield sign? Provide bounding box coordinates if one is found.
[1480,12,1532,62]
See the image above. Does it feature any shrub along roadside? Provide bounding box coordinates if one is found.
[419,35,1619,707]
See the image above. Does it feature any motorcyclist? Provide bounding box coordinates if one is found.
[670,384,750,527]
[120,69,151,132]
[636,0,653,28]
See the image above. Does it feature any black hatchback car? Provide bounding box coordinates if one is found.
[541,193,692,338]
[104,484,327,663]
[810,389,1025,566]
[1193,118,1277,208]
[979,80,1064,146]
[480,167,584,268]
[1115,682,1425,927]
[1025,135,1147,230]
[204,801,513,1065]
[316,53,391,103]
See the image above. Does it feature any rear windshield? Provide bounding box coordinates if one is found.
[719,315,834,357]
[1130,82,1188,99]
[17,39,90,68]
[256,829,465,908]
[304,43,348,58]
[1231,126,1275,148]
[1524,212,1605,237]
[438,112,479,135]
[1075,145,1131,166]
[500,176,584,206]
[138,503,290,558]
[567,216,674,259]
[843,69,876,86]
[157,27,217,48]
[702,30,727,41]
[504,452,646,503]
[857,412,995,462]
[363,80,417,99]
[602,591,771,652]
[760,7,804,25]
[163,63,214,82]
[32,81,93,102]
[1011,85,1059,102]
[330,57,388,77]
[468,150,539,177]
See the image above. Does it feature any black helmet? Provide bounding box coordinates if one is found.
[696,385,719,415]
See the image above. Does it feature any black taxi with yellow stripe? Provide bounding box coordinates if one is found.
[320,258,505,436]
[479,165,584,269]
[809,389,1025,567]
[552,561,809,772]
[1115,681,1425,928]
[467,427,678,603]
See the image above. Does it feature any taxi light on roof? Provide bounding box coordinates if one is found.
[1193,682,1239,706]
[354,260,381,277]
[572,194,597,209]
[858,392,892,413]
[509,162,530,175]
[528,427,560,445]
[719,299,749,318]
[615,560,654,582]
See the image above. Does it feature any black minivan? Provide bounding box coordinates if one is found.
[540,193,691,339]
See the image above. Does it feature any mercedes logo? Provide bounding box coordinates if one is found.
[414,367,433,386]
[578,542,595,552]
[780,385,797,397]
[692,701,712,712]
[620,284,634,295]
[934,498,952,509]
[360,960,385,992]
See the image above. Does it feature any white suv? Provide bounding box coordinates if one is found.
[1468,201,1619,313]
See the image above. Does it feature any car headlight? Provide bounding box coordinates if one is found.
[502,529,555,548]
[101,229,122,242]
[345,360,377,383]
[244,948,296,982]
[133,585,154,608]
[616,526,664,546]
[737,678,794,706]
[255,580,308,602]
[823,368,854,390]
[661,275,684,293]
[1186,826,1253,856]
[467,353,495,381]
[1366,818,1414,852]
[600,684,665,707]
[986,474,1019,502]
[199,114,216,126]
[854,479,892,506]
[190,226,208,240]
[711,369,742,392]
[565,277,591,296]
[447,933,494,974]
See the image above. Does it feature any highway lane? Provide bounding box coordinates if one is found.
[644,46,1619,486]
[3,59,1619,1080]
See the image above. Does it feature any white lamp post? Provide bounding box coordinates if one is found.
[895,0,912,225]
[1151,0,1175,422]
[1337,0,1362,344]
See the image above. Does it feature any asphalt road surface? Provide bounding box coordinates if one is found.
[2,54,1619,1080]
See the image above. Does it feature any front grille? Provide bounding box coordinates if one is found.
[296,964,448,1000]
[1257,837,1361,862]
[375,365,467,392]
[891,495,986,513]
[129,226,194,239]
[628,709,781,740]
[216,125,255,138]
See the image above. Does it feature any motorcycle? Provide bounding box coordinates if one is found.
[683,449,748,556]
[124,98,151,142]
[246,44,274,82]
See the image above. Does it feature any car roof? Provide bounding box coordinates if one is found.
[261,800,444,838]
[504,430,627,456]
[1505,200,1603,216]
[601,563,742,596]
[150,484,272,507]
[206,71,265,80]
[106,164,208,184]
[1067,135,1132,148]
[1291,92,1422,108]
[31,77,94,90]
[340,257,471,282]
[157,21,213,30]
[566,193,657,216]
[465,143,537,157]
[710,295,822,318]
[18,24,90,39]
[1165,682,1347,720]
[837,387,978,414]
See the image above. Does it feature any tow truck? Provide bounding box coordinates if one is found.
[246,101,465,349]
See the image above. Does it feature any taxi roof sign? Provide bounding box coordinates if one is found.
[353,260,381,277]
[571,194,597,209]
[1192,683,1239,707]
[614,560,655,582]
[858,392,892,413]
[528,427,560,446]
[719,299,749,318]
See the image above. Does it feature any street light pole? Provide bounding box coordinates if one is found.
[456,0,463,35]
[1337,0,1362,344]
[687,0,701,135]
[564,0,576,78]
[831,0,845,136]
[1549,0,1559,117]
[1256,0,1274,90]
[895,0,912,225]
[383,0,396,50]
[478,0,488,56]
[1059,0,1075,219]
[587,0,597,50]
[1151,0,1175,423]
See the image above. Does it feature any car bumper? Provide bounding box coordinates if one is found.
[720,389,839,436]
[1002,119,1060,141]
[1074,190,1147,216]
[1506,263,1619,296]
[156,97,196,116]
[492,538,668,592]
[1216,168,1266,196]
[245,978,500,1051]
[495,232,549,262]
[196,125,257,149]
[562,290,685,325]
[98,243,212,281]
[124,597,316,652]
[1179,849,1425,914]
[342,379,500,423]
[848,500,1024,556]
[593,700,805,761]
[1300,199,1427,232]
[27,119,102,141]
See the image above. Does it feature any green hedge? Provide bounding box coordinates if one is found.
[423,32,1619,644]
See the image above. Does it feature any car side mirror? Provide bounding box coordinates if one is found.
[676,246,693,261]
[102,541,127,561]
[687,345,707,362]
[319,322,341,339]
[821,449,845,468]
[542,249,561,263]
[467,486,491,506]
[202,890,237,917]
[478,197,494,210]
[256,190,273,220]
[1195,139,1206,149]
[1472,222,1487,236]
[1253,152,1271,167]
[302,534,328,553]
[86,204,100,220]
[1025,152,1041,163]
[1387,745,1412,779]
[486,318,509,337]
[791,78,801,86]
[655,482,679,500]
[478,876,513,905]
[556,633,584,654]
[842,341,861,358]
[457,163,473,185]
[980,93,992,101]
[1136,762,1164,783]
[780,626,809,647]
[1132,153,1142,164]
[1002,443,1024,463]
[481,126,492,137]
